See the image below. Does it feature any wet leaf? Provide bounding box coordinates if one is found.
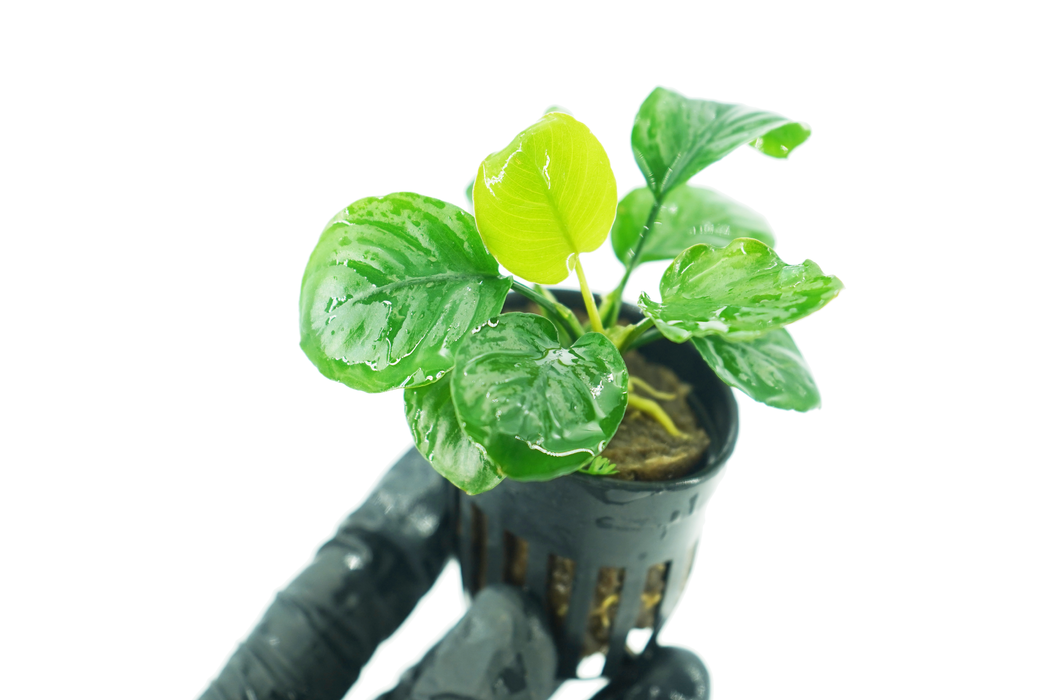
[639,239,842,341]
[404,375,503,494]
[632,87,810,197]
[611,186,775,266]
[451,313,628,481]
[693,329,821,411]
[300,192,512,393]
[472,113,617,284]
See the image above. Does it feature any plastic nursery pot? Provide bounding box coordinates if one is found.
[456,290,739,680]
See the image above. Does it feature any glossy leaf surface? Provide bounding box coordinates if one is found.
[472,113,617,284]
[611,186,775,266]
[451,314,628,481]
[300,193,512,393]
[693,329,820,411]
[640,239,842,341]
[632,87,810,197]
[404,375,503,494]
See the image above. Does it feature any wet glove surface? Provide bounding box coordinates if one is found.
[377,585,558,700]
[199,450,711,700]
[592,645,710,700]
[200,450,454,700]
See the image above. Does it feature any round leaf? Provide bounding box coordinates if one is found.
[632,87,810,197]
[472,113,618,284]
[404,375,503,494]
[300,192,512,393]
[639,238,842,341]
[693,329,821,411]
[611,186,776,266]
[451,313,628,481]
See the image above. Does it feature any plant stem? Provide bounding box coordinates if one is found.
[510,280,583,340]
[614,318,654,352]
[574,256,604,333]
[626,327,663,352]
[604,196,663,327]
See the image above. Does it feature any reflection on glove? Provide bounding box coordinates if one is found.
[199,450,710,700]
[378,585,557,700]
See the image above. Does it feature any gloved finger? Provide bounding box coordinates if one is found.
[200,449,454,700]
[377,584,559,700]
[591,646,709,700]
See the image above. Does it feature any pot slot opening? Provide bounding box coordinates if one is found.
[624,560,672,655]
[635,561,670,630]
[547,554,576,631]
[502,531,529,586]
[584,566,626,656]
[470,504,487,591]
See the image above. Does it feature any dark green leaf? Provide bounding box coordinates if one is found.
[632,87,810,197]
[451,313,628,481]
[404,375,503,494]
[639,239,842,341]
[693,329,821,411]
[300,192,512,393]
[611,186,775,266]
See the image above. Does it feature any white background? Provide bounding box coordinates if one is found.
[2,2,1047,698]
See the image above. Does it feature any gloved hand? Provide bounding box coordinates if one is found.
[199,450,710,700]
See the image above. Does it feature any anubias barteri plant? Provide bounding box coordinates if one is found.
[299,88,843,494]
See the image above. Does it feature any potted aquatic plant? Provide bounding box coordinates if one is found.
[298,87,842,677]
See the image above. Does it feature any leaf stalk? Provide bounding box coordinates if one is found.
[604,195,664,326]
[510,280,584,341]
[574,256,604,333]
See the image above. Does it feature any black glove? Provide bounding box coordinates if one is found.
[199,450,710,700]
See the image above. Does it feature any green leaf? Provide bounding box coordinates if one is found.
[404,375,503,494]
[639,238,842,342]
[451,313,629,481]
[693,329,821,411]
[632,87,810,197]
[472,112,618,284]
[611,186,776,266]
[300,192,512,393]
[750,122,812,158]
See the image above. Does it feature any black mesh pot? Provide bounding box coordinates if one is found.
[456,291,738,679]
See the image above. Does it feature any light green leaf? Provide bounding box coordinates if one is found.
[693,329,821,411]
[451,313,628,481]
[300,192,512,393]
[751,122,812,158]
[579,455,619,476]
[472,112,618,284]
[632,87,810,197]
[639,238,842,341]
[611,186,775,266]
[404,375,503,494]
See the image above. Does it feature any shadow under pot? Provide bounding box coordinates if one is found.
[456,290,739,679]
